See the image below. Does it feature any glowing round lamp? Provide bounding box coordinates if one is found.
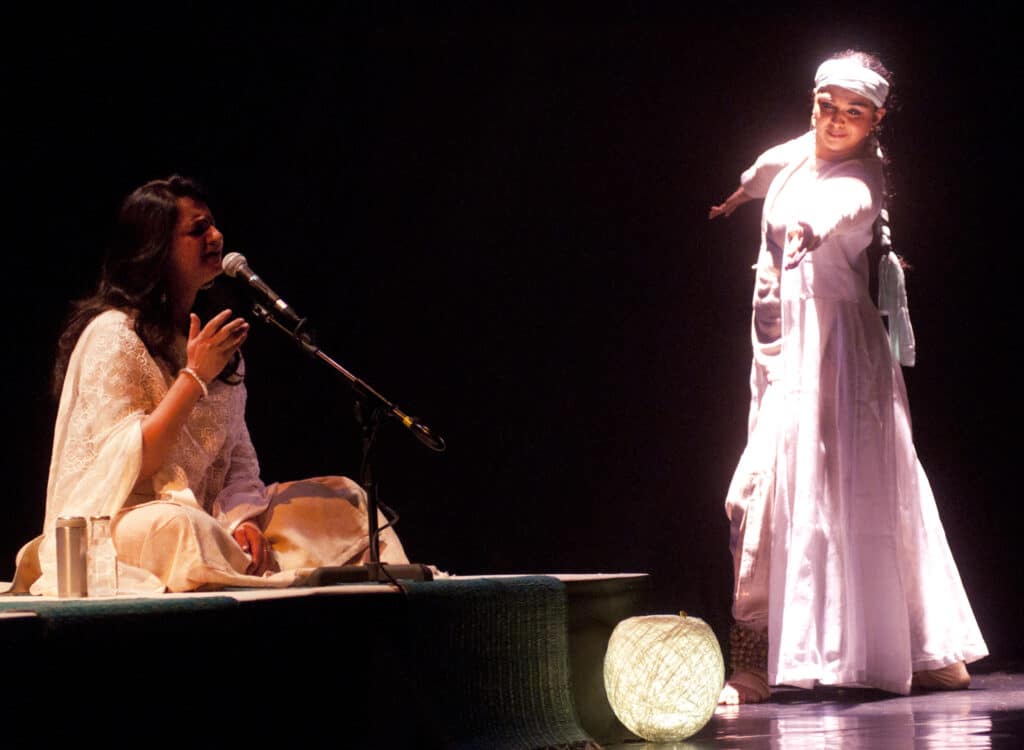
[603,612,724,742]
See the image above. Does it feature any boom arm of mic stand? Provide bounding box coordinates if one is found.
[249,303,447,452]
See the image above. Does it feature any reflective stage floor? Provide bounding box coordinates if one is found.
[604,663,1024,749]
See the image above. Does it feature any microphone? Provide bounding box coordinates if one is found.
[222,252,304,329]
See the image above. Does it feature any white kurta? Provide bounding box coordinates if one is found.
[14,309,406,596]
[725,133,987,695]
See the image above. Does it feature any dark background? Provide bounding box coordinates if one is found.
[4,5,1018,664]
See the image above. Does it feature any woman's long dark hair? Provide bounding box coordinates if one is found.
[52,175,240,397]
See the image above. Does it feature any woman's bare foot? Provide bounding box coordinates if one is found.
[912,661,971,691]
[718,670,771,704]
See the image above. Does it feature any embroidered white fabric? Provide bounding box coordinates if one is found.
[19,310,270,594]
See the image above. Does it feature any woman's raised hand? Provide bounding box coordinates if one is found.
[186,309,249,383]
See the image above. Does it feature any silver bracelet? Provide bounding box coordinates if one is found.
[179,367,209,399]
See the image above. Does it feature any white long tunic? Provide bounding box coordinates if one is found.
[729,132,987,694]
[14,310,403,596]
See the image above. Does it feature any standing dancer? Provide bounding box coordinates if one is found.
[709,50,987,703]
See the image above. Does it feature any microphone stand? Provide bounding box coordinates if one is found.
[248,303,444,584]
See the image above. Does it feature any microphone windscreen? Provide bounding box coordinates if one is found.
[222,252,248,277]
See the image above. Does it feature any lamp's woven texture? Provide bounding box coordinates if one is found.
[603,613,724,741]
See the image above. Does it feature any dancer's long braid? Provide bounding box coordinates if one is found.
[872,132,909,272]
[872,135,916,366]
[877,205,909,271]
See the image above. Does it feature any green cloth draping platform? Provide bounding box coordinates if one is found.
[1,573,650,748]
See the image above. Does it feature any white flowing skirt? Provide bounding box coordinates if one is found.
[727,293,987,695]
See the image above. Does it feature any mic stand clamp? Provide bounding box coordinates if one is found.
[250,303,318,355]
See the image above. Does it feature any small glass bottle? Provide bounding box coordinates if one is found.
[87,515,118,597]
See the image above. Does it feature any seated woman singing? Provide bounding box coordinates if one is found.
[10,174,408,595]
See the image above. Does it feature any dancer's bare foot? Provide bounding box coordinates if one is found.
[912,661,970,691]
[719,682,759,705]
[718,670,770,704]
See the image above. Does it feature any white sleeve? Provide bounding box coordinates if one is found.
[797,159,882,243]
[740,133,813,199]
[45,311,151,525]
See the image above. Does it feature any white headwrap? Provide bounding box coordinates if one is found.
[814,57,889,108]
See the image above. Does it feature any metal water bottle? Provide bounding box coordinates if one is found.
[56,516,87,598]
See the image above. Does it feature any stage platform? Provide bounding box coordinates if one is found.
[1,572,653,748]
[5,572,1017,749]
